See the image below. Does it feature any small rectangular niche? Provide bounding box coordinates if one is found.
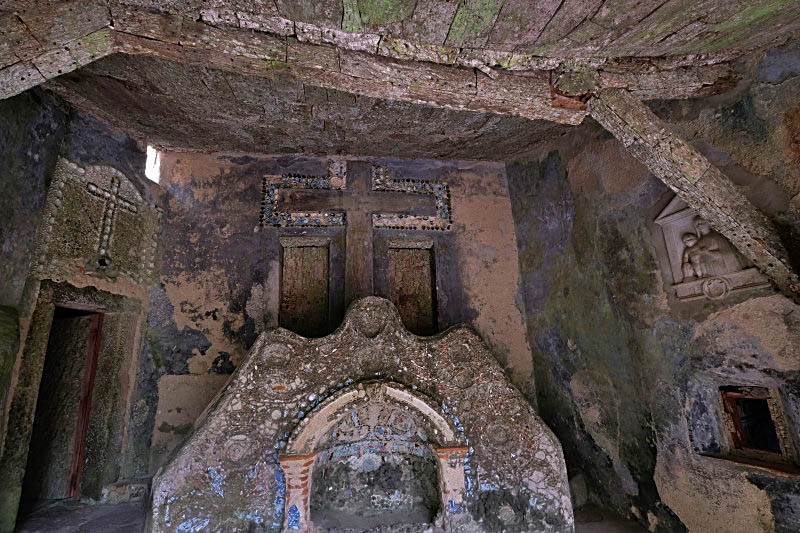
[716,386,798,470]
[387,237,437,336]
[280,237,331,338]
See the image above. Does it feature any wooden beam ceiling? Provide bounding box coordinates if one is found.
[1,2,796,300]
[1,1,744,124]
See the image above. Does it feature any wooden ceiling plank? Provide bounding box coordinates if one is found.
[355,0,415,36]
[31,28,115,81]
[0,60,44,99]
[339,49,477,98]
[273,0,343,29]
[197,8,295,36]
[668,3,800,56]
[401,0,461,45]
[0,13,40,67]
[589,88,800,304]
[178,18,287,61]
[533,0,604,48]
[18,0,109,48]
[486,0,561,51]
[543,0,670,56]
[0,2,753,120]
[110,3,184,44]
[606,0,720,55]
[589,0,668,30]
[113,28,584,124]
[444,0,505,48]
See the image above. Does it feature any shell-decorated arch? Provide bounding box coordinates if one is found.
[148,297,573,532]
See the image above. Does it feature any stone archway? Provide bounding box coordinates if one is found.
[279,381,467,531]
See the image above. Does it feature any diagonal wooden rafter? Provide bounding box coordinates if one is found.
[589,88,800,304]
[0,2,742,124]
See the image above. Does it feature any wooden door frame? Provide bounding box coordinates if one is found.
[66,311,104,499]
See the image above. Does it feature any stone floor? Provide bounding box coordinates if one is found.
[16,500,145,533]
[574,505,647,533]
[15,501,644,532]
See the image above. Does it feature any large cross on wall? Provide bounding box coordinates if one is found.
[261,160,452,332]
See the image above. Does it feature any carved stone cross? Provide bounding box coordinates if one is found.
[276,161,438,306]
[86,174,138,257]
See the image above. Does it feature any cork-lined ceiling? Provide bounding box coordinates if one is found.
[4,0,800,158]
[48,54,568,159]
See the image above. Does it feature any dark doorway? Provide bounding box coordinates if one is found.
[20,306,104,512]
[721,386,783,454]
[734,397,781,453]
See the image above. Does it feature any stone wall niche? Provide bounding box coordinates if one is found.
[282,382,466,530]
[148,297,572,532]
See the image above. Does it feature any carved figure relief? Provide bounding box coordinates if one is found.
[655,196,769,300]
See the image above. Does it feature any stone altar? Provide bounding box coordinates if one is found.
[147,297,572,532]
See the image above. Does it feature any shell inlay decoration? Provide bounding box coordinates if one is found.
[148,297,572,532]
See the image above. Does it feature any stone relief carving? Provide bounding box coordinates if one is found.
[655,196,769,300]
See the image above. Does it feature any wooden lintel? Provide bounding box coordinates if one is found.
[552,61,738,101]
[589,88,800,304]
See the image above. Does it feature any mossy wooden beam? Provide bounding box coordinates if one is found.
[0,0,113,100]
[589,88,800,304]
[0,4,739,120]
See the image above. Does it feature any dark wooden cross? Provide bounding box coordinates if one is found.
[276,161,437,307]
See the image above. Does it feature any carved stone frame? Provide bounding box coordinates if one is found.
[650,194,770,308]
[0,281,144,521]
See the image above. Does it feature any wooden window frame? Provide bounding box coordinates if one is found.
[715,385,798,473]
[386,237,438,336]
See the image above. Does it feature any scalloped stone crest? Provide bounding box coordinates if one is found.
[148,297,573,532]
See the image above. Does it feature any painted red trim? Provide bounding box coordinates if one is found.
[67,312,104,499]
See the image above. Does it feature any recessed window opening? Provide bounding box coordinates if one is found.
[720,386,782,455]
[733,397,781,453]
[145,145,161,183]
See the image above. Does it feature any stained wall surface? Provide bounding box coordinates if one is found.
[140,152,532,474]
[0,90,67,308]
[507,43,800,532]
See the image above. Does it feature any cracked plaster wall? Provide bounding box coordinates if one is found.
[143,152,531,475]
[507,43,800,533]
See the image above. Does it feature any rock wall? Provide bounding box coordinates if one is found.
[507,43,800,532]
[0,89,68,467]
[0,88,162,530]
[0,89,67,309]
[141,152,531,474]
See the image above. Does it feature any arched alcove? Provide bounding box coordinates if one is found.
[279,382,467,531]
